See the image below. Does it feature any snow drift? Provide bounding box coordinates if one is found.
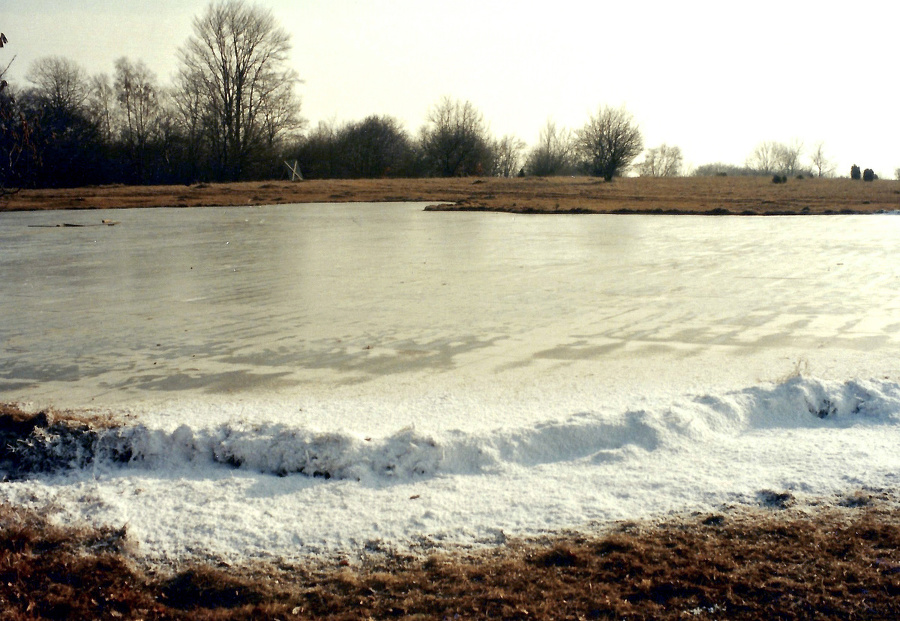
[4,377,898,483]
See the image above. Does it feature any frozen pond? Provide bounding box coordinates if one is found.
[2,203,900,563]
[2,203,899,428]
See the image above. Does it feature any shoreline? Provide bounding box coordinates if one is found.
[424,204,875,216]
[3,176,899,215]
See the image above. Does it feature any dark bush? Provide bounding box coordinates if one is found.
[863,168,876,181]
[772,174,787,184]
[850,164,861,180]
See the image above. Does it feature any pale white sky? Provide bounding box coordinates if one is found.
[3,0,899,177]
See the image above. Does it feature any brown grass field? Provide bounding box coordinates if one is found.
[3,180,900,618]
[2,175,900,215]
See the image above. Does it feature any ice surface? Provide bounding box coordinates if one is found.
[2,204,900,564]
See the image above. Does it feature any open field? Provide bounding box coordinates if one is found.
[3,176,900,215]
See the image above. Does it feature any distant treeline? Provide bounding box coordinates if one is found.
[1,1,848,193]
[0,1,649,191]
[693,163,778,177]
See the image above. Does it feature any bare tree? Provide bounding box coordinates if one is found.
[171,68,209,180]
[293,119,339,179]
[746,141,779,174]
[25,56,88,113]
[419,96,494,176]
[575,105,643,181]
[0,31,31,200]
[86,73,115,142]
[493,133,526,178]
[19,55,109,188]
[258,70,305,158]
[178,0,302,180]
[526,119,573,176]
[0,33,10,94]
[639,143,683,177]
[115,59,158,143]
[775,139,804,176]
[114,58,161,181]
[748,139,805,176]
[810,141,834,178]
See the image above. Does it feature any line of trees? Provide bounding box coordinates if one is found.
[1,0,652,191]
[695,140,836,178]
[4,0,871,193]
[289,101,527,179]
[290,102,649,182]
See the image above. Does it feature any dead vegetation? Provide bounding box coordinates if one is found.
[0,497,899,620]
[2,176,899,215]
[0,404,128,482]
[2,406,900,619]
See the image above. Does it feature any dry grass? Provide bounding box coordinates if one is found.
[2,176,899,215]
[1,498,899,620]
[2,405,900,619]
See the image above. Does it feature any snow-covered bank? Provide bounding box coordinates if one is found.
[5,376,899,482]
[3,376,900,565]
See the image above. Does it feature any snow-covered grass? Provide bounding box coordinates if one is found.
[3,376,900,566]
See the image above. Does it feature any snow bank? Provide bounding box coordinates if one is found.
[4,376,900,564]
[6,377,898,483]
